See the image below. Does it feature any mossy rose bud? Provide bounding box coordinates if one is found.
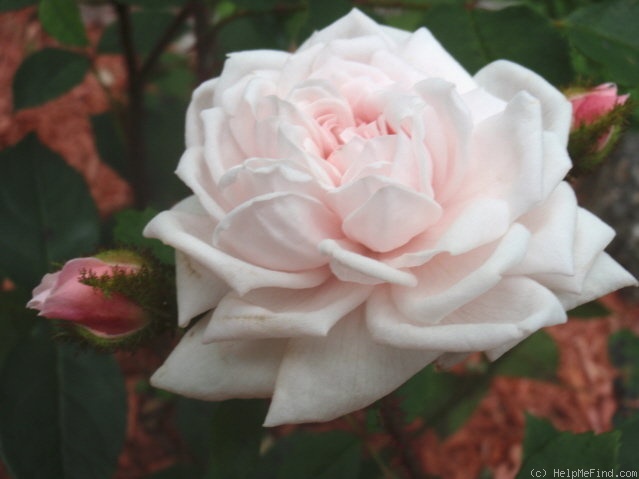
[27,253,149,339]
[566,83,630,174]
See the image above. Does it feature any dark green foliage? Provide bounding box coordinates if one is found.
[0,134,100,288]
[12,49,90,110]
[0,325,127,479]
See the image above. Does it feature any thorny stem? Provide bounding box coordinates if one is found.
[379,396,427,479]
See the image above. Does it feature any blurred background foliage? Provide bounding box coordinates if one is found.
[1,0,639,477]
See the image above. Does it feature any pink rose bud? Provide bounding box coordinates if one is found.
[27,256,148,338]
[569,83,629,128]
[566,83,630,174]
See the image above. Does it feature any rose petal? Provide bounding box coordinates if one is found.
[213,50,289,109]
[385,197,511,268]
[466,91,545,219]
[414,78,472,203]
[474,60,572,145]
[175,251,229,327]
[298,9,406,51]
[319,239,417,286]
[218,158,326,206]
[367,277,566,351]
[391,223,530,324]
[342,184,442,252]
[151,319,287,400]
[400,28,476,93]
[213,192,342,272]
[186,78,217,148]
[203,278,372,341]
[176,147,229,221]
[144,197,330,295]
[531,207,615,294]
[263,307,438,426]
[509,182,577,276]
[554,252,637,310]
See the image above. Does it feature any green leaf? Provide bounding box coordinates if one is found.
[113,208,175,264]
[619,413,639,471]
[492,330,558,381]
[0,134,100,288]
[422,5,574,84]
[565,0,639,86]
[0,0,37,11]
[609,329,639,424]
[12,48,90,110]
[176,397,218,474]
[516,415,620,478]
[143,93,190,209]
[397,364,488,435]
[0,325,127,479]
[609,329,639,397]
[39,0,89,47]
[0,288,36,370]
[98,11,176,56]
[254,431,362,479]
[568,300,611,318]
[206,399,268,479]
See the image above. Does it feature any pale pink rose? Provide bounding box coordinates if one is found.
[27,257,147,337]
[144,10,636,426]
[569,83,628,128]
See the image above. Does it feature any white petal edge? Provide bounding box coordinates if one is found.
[367,278,567,352]
[264,307,438,426]
[151,319,287,400]
[555,252,637,310]
[203,279,372,341]
[474,60,572,146]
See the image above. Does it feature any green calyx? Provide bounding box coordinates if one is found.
[568,100,634,177]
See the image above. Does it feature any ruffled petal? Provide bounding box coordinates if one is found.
[203,278,372,341]
[342,184,442,253]
[509,182,577,276]
[555,252,637,310]
[319,239,417,286]
[151,319,287,400]
[213,192,342,272]
[144,197,330,295]
[474,60,572,145]
[531,207,615,294]
[367,277,566,351]
[391,224,530,324]
[466,91,545,219]
[185,78,217,148]
[264,308,438,426]
[175,251,229,327]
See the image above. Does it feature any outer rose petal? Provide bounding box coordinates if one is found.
[175,251,228,327]
[554,252,637,310]
[203,278,372,340]
[367,278,566,351]
[474,60,572,146]
[264,307,438,426]
[151,319,287,400]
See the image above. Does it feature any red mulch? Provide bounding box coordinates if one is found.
[1,8,638,479]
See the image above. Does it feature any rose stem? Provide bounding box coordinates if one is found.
[380,395,428,479]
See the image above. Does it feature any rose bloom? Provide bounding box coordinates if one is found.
[145,10,636,426]
[27,257,147,338]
